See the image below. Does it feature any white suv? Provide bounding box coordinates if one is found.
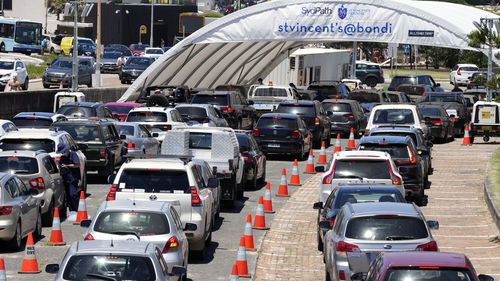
[107,157,216,258]
[450,64,478,86]
[319,151,404,204]
[366,104,429,138]
[125,107,187,141]
[0,59,29,91]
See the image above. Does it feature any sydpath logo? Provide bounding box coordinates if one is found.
[300,6,334,16]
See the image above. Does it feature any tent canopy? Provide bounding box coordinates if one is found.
[119,0,498,102]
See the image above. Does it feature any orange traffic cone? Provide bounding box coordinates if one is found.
[304,149,316,174]
[263,182,274,214]
[74,191,89,225]
[236,236,251,278]
[289,159,301,186]
[346,127,356,149]
[19,232,41,274]
[276,168,290,197]
[48,208,66,246]
[317,141,327,164]
[253,196,269,230]
[230,263,240,281]
[334,133,342,153]
[0,258,6,281]
[243,214,256,251]
[462,124,472,146]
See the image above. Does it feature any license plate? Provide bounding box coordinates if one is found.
[482,112,491,119]
[482,125,492,131]
[50,78,58,82]
[268,144,280,148]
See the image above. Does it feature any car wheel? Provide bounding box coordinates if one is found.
[42,199,54,227]
[43,83,50,89]
[34,210,42,239]
[9,221,22,251]
[22,76,29,90]
[258,161,267,184]
[365,77,378,87]
[317,228,324,251]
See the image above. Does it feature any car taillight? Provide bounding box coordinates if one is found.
[328,217,335,228]
[408,146,417,164]
[416,241,438,251]
[291,130,301,139]
[106,184,118,201]
[335,241,360,255]
[344,114,355,121]
[220,106,235,113]
[127,143,135,149]
[29,177,46,189]
[241,153,253,165]
[431,119,442,126]
[339,270,346,280]
[322,161,337,184]
[252,128,260,137]
[99,148,107,159]
[84,233,95,240]
[0,206,13,216]
[191,186,202,206]
[387,161,402,185]
[315,117,321,125]
[162,236,179,253]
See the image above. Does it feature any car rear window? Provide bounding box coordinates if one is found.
[118,169,190,193]
[369,132,417,146]
[459,67,478,72]
[275,104,316,117]
[57,106,96,118]
[424,94,463,104]
[191,94,229,105]
[94,211,169,235]
[106,105,135,115]
[63,255,156,281]
[389,77,416,89]
[189,132,212,149]
[373,109,415,124]
[348,92,382,103]
[322,102,352,113]
[396,85,426,96]
[236,134,250,152]
[307,85,338,97]
[13,118,53,128]
[253,88,288,97]
[334,159,391,179]
[127,112,168,122]
[115,124,135,136]
[176,107,208,118]
[359,143,410,159]
[257,117,298,129]
[384,268,475,281]
[345,216,428,240]
[53,124,102,143]
[419,107,442,118]
[0,139,55,153]
[0,156,38,174]
[333,190,405,208]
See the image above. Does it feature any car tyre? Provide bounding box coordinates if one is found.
[9,221,23,251]
[317,228,323,252]
[43,83,50,89]
[365,77,378,87]
[22,76,29,90]
[33,210,42,239]
[42,199,55,227]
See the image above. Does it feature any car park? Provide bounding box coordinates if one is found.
[125,107,187,141]
[120,56,155,84]
[0,120,18,137]
[56,102,116,120]
[450,64,479,86]
[235,130,267,189]
[323,203,439,281]
[419,92,469,136]
[104,102,142,121]
[175,104,229,127]
[322,99,367,137]
[0,58,29,91]
[365,104,429,138]
[355,61,384,87]
[469,100,500,143]
[12,112,67,129]
[42,57,93,88]
[0,150,65,225]
[307,81,351,99]
[347,90,391,113]
[114,122,160,157]
[388,74,443,92]
[249,85,300,115]
[252,113,313,160]
[418,103,454,141]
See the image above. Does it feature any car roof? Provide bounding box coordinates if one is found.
[113,122,139,127]
[105,102,142,107]
[1,129,65,139]
[55,119,112,125]
[196,90,237,96]
[129,107,173,113]
[346,202,418,216]
[393,74,431,78]
[123,158,187,170]
[322,99,358,104]
[99,200,173,212]
[62,102,102,108]
[381,252,468,268]
[334,150,390,159]
[417,103,444,109]
[457,64,478,67]
[175,103,211,109]
[372,104,417,110]
[260,113,300,119]
[0,150,48,158]
[279,100,316,105]
[369,126,419,134]
[71,240,156,254]
[335,185,402,192]
[359,135,412,145]
[14,112,55,118]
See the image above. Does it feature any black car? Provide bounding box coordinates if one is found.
[358,135,428,206]
[119,56,155,84]
[275,100,331,148]
[51,120,126,177]
[137,85,192,106]
[56,102,116,120]
[312,185,406,251]
[307,81,351,99]
[100,51,122,73]
[42,57,93,88]
[322,99,366,137]
[12,112,67,129]
[419,92,469,136]
[347,89,391,113]
[235,131,267,189]
[252,113,312,160]
[72,42,96,58]
[191,91,256,130]
[418,103,454,142]
[388,74,443,92]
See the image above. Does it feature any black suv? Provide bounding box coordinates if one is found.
[275,100,331,148]
[191,90,256,129]
[307,81,351,99]
[418,92,469,136]
[347,90,391,113]
[120,56,155,84]
[51,120,127,177]
[358,135,429,206]
[321,99,367,137]
[388,74,443,92]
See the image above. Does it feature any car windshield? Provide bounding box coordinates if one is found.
[359,143,410,159]
[333,190,405,208]
[0,156,38,174]
[131,44,148,51]
[346,216,428,240]
[57,106,97,118]
[307,85,339,97]
[373,109,415,124]
[189,132,212,149]
[94,211,169,235]
[253,88,288,97]
[115,125,135,136]
[125,58,152,67]
[390,77,416,89]
[334,159,391,179]
[191,95,229,106]
[0,139,55,153]
[419,107,442,118]
[118,169,190,193]
[53,124,102,143]
[384,268,475,281]
[51,59,72,69]
[0,61,14,70]
[127,112,168,122]
[257,117,297,129]
[106,105,135,115]
[275,105,316,117]
[102,52,121,59]
[322,103,352,113]
[13,118,52,128]
[63,254,156,281]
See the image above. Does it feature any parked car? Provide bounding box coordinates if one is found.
[307,81,351,99]
[252,113,312,160]
[0,58,29,91]
[120,56,155,84]
[365,104,430,138]
[0,150,65,225]
[12,112,67,129]
[347,90,391,113]
[42,57,93,88]
[114,122,160,157]
[235,130,266,189]
[191,91,256,129]
[418,103,454,141]
[56,102,116,120]
[450,64,479,86]
[388,74,443,92]
[125,107,187,142]
[129,43,150,56]
[143,47,164,59]
[175,104,228,127]
[0,120,17,137]
[323,203,439,281]
[0,172,41,251]
[322,99,367,137]
[419,92,469,136]
[104,102,142,121]
[100,51,122,73]
[355,60,384,87]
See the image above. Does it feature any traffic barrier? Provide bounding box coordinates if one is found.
[304,149,316,174]
[236,236,251,278]
[0,258,6,281]
[289,159,301,186]
[346,127,356,149]
[263,182,274,214]
[317,141,327,164]
[74,191,89,225]
[230,263,240,281]
[253,196,269,230]
[333,133,342,153]
[243,214,256,251]
[19,232,41,274]
[462,124,472,146]
[276,168,290,197]
[47,208,66,246]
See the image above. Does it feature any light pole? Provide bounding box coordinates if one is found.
[94,0,102,87]
[44,0,48,33]
[150,0,154,47]
[71,1,79,92]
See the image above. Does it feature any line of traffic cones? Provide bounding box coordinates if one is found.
[462,124,472,146]
[74,191,89,225]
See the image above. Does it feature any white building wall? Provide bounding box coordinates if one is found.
[4,0,58,33]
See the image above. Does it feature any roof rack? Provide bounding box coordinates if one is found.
[125,154,194,165]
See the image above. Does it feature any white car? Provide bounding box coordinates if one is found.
[249,85,300,114]
[450,64,479,86]
[125,107,187,142]
[143,47,164,59]
[107,157,216,259]
[0,120,17,137]
[365,104,429,138]
[319,150,405,204]
[0,59,29,91]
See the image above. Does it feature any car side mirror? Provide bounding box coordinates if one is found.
[478,274,495,281]
[45,264,60,274]
[318,220,331,231]
[28,189,39,196]
[120,134,127,140]
[152,133,159,138]
[16,67,22,71]
[248,100,254,105]
[207,177,219,188]
[107,174,116,184]
[313,202,323,210]
[351,272,366,281]
[171,266,187,277]
[315,166,325,173]
[78,143,88,151]
[80,219,91,227]
[427,220,439,230]
[183,223,197,231]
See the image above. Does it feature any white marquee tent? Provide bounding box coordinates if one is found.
[118,0,499,102]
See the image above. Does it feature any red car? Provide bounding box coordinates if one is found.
[352,252,494,281]
[104,102,142,121]
[129,44,149,56]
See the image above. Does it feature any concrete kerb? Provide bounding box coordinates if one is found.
[484,165,500,231]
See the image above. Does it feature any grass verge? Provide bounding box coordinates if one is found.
[490,148,500,210]
[28,53,61,79]
[387,68,450,80]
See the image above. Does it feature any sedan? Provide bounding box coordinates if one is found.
[235,131,266,189]
[120,56,155,84]
[42,57,93,89]
[418,103,454,142]
[114,122,160,157]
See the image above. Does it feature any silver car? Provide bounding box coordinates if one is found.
[193,158,221,220]
[175,104,229,127]
[323,202,439,281]
[45,240,187,281]
[80,200,195,280]
[115,122,160,156]
[0,172,41,251]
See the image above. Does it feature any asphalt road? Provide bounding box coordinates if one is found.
[29,73,124,91]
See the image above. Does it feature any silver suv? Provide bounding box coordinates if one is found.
[323,202,439,281]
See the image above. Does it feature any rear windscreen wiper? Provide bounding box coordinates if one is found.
[385,235,415,240]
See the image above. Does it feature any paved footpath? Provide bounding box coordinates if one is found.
[254,139,500,281]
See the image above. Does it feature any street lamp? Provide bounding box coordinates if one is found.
[150,0,154,47]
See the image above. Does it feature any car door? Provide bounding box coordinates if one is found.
[191,166,211,234]
[65,134,87,177]
[103,125,122,165]
[250,136,265,179]
[10,178,36,234]
[139,125,158,154]
[316,102,330,136]
[297,118,311,150]
[212,107,228,127]
[43,156,65,209]
[4,178,30,234]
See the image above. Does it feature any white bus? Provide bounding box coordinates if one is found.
[0,17,43,55]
